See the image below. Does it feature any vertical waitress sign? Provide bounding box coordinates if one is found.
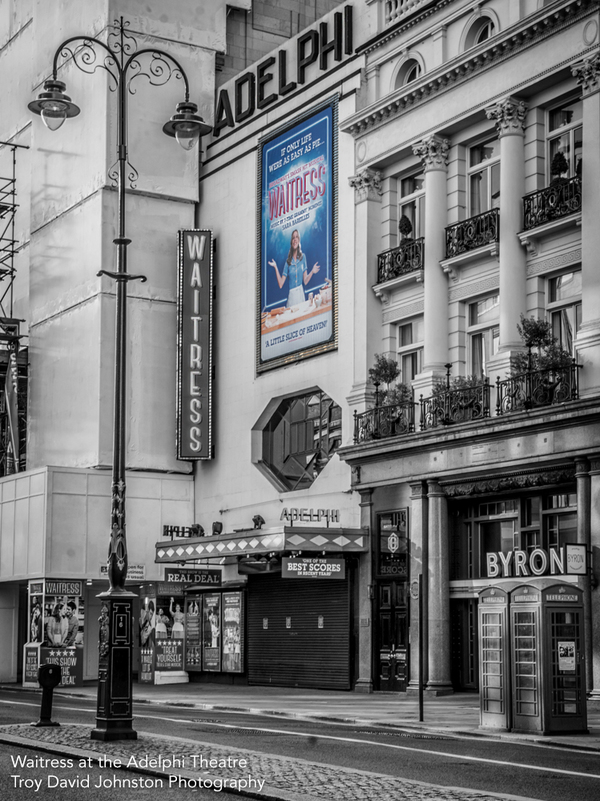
[177,230,214,460]
[258,101,337,371]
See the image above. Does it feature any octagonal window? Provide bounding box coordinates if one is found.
[252,388,342,492]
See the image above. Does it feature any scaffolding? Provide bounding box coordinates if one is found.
[0,141,28,475]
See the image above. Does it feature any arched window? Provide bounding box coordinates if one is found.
[464,17,496,50]
[394,59,422,90]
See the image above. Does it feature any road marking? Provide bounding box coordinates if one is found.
[1,699,598,780]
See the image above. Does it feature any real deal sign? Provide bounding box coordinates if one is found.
[282,557,345,579]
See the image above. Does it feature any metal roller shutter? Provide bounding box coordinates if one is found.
[247,574,351,690]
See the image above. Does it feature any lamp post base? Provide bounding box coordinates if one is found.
[91,591,138,741]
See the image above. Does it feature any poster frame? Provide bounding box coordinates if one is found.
[256,96,339,373]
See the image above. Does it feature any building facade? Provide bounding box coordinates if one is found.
[1,0,599,703]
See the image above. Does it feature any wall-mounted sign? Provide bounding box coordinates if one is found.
[257,100,337,371]
[100,563,145,582]
[222,592,244,673]
[280,507,340,524]
[487,545,587,578]
[164,568,221,585]
[378,510,408,577]
[214,6,353,136]
[177,229,214,460]
[202,593,221,671]
[282,557,345,579]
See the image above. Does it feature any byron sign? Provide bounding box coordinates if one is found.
[486,544,587,578]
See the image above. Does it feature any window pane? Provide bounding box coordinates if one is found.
[401,173,424,196]
[470,171,485,216]
[491,163,500,208]
[549,99,583,131]
[470,139,500,167]
[549,135,570,172]
[469,295,500,326]
[471,333,484,376]
[400,323,413,347]
[549,271,581,302]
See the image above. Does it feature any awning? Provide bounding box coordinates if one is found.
[155,525,369,564]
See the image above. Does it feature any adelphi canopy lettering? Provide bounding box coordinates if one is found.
[214,6,353,136]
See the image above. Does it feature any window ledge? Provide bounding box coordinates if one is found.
[440,242,499,279]
[373,269,424,303]
[518,212,582,255]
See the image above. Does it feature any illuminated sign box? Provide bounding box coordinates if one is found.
[177,229,214,459]
[282,557,345,579]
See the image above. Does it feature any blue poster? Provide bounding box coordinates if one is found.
[259,104,335,366]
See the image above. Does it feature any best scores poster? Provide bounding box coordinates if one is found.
[258,101,336,370]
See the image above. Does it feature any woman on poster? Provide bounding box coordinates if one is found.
[170,597,185,638]
[269,229,320,308]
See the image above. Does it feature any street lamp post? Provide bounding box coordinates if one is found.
[28,18,211,741]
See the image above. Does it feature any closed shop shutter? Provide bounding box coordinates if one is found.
[247,574,351,690]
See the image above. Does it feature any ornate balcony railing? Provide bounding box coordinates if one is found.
[354,402,415,443]
[377,238,424,283]
[419,378,490,431]
[496,363,580,415]
[385,0,431,27]
[445,209,499,259]
[522,176,582,231]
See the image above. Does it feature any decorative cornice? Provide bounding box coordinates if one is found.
[485,97,528,136]
[348,167,383,203]
[571,50,600,95]
[412,135,449,171]
[442,465,576,497]
[342,0,598,138]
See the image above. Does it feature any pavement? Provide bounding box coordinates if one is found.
[1,681,600,801]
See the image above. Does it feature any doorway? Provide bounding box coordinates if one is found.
[376,580,408,691]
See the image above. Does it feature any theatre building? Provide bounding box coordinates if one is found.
[1,0,599,700]
[171,0,600,698]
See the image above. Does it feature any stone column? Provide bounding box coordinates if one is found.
[426,480,453,694]
[355,489,374,693]
[572,54,600,397]
[408,481,428,693]
[411,136,449,398]
[485,97,528,375]
[575,458,593,692]
[347,168,383,413]
[588,457,600,699]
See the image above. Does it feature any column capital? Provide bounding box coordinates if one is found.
[412,135,449,172]
[348,167,383,203]
[410,480,428,499]
[485,96,527,136]
[572,52,600,97]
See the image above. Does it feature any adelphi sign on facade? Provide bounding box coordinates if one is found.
[214,6,353,135]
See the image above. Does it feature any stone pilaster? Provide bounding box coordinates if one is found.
[355,489,374,693]
[588,458,600,699]
[575,458,593,693]
[412,135,449,393]
[408,481,428,693]
[485,97,528,377]
[572,54,600,396]
[425,480,453,695]
[347,168,383,412]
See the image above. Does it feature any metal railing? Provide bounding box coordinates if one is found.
[420,378,490,431]
[496,362,580,415]
[522,176,581,230]
[354,402,415,443]
[377,237,424,283]
[445,208,499,259]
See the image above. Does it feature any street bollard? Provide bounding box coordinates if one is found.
[31,664,61,728]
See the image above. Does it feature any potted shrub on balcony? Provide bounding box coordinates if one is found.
[509,315,575,407]
[398,214,413,242]
[366,354,412,438]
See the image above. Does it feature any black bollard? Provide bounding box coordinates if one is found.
[31,664,61,727]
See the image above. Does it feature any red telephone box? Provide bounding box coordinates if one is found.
[478,586,511,730]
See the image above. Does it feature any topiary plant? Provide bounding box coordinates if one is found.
[550,151,569,185]
[398,214,413,240]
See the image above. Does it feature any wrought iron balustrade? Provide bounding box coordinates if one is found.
[522,176,581,230]
[377,238,424,283]
[354,402,415,443]
[420,379,490,431]
[445,209,499,258]
[496,363,580,415]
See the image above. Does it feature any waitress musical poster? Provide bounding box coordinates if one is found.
[258,101,337,370]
